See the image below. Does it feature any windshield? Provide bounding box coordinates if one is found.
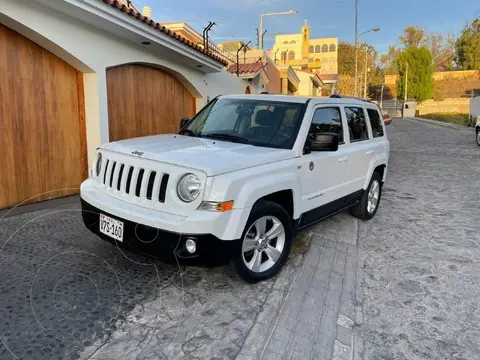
[178,98,306,149]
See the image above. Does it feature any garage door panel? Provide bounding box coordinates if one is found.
[0,23,86,208]
[107,64,195,142]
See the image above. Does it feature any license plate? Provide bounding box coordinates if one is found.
[99,214,124,242]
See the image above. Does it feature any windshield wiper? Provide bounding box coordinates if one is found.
[202,133,251,144]
[178,129,200,137]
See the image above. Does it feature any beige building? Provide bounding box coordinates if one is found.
[271,20,338,92]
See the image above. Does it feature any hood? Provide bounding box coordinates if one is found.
[101,134,296,176]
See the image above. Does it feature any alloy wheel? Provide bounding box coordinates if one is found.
[242,216,285,273]
[367,180,380,214]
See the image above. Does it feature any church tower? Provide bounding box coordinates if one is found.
[301,19,310,59]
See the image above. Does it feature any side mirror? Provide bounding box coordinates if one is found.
[309,133,339,152]
[180,117,190,128]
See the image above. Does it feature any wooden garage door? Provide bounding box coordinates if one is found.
[0,24,86,209]
[107,64,196,141]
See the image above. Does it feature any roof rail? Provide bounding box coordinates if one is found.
[329,94,372,103]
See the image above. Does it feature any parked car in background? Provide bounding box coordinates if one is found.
[383,114,392,125]
[80,94,390,282]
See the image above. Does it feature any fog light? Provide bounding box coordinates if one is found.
[185,239,196,254]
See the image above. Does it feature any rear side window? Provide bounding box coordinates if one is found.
[345,107,369,142]
[310,107,343,143]
[367,108,384,138]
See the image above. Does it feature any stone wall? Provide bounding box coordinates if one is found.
[416,98,471,115]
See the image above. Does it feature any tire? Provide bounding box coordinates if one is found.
[476,128,480,147]
[231,200,293,283]
[350,172,383,220]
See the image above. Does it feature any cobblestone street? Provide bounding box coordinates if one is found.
[0,118,479,360]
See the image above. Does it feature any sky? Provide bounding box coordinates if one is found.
[133,0,479,55]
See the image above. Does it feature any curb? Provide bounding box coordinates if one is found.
[407,117,470,130]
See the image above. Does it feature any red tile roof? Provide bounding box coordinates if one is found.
[317,74,339,82]
[226,62,264,75]
[101,0,228,66]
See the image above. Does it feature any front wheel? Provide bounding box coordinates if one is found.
[231,200,293,283]
[476,128,480,147]
[350,172,383,220]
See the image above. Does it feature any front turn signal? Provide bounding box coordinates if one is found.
[199,200,234,212]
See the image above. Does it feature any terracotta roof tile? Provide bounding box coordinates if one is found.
[317,73,339,81]
[101,0,228,66]
[226,62,264,75]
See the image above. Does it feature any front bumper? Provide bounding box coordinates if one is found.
[81,199,233,266]
[80,178,249,240]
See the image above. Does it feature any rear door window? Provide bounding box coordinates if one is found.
[367,108,384,138]
[345,107,369,142]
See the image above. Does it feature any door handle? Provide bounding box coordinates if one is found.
[338,156,349,163]
[366,150,374,156]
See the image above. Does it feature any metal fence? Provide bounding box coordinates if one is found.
[379,99,404,118]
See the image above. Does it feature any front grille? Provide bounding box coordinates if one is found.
[99,158,170,204]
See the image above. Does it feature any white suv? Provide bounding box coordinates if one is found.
[476,116,480,146]
[81,94,390,282]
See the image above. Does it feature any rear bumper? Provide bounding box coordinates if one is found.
[81,199,233,266]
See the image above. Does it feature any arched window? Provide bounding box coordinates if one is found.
[282,41,289,44]
[315,58,320,63]
[290,40,296,44]
[245,86,251,94]
[322,45,328,52]
[304,30,307,41]
[308,58,314,63]
[330,57,335,63]
[321,58,328,63]
[329,44,336,52]
[321,68,327,74]
[309,45,314,53]
[281,51,287,60]
[315,45,321,53]
[288,50,295,60]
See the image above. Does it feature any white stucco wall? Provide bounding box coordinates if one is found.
[470,97,480,118]
[0,0,258,168]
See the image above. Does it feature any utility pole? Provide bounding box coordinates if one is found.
[354,0,358,96]
[256,29,259,48]
[404,62,409,101]
[380,84,385,109]
[363,46,368,99]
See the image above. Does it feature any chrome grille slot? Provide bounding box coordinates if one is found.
[146,171,156,200]
[125,167,134,194]
[159,174,169,203]
[116,164,125,191]
[135,169,145,197]
[103,160,110,185]
[109,162,116,188]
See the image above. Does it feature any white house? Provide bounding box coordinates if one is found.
[0,0,260,209]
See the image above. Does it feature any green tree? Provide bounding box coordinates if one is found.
[396,47,434,102]
[455,19,480,70]
[338,42,380,96]
[380,46,401,74]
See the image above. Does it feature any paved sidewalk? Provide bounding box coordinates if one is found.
[237,214,363,360]
[408,117,472,130]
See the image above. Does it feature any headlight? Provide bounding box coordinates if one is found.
[177,174,202,202]
[95,153,103,177]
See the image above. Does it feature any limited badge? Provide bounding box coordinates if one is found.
[309,161,314,171]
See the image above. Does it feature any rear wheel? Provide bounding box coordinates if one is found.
[476,128,480,146]
[231,200,293,283]
[350,172,383,220]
